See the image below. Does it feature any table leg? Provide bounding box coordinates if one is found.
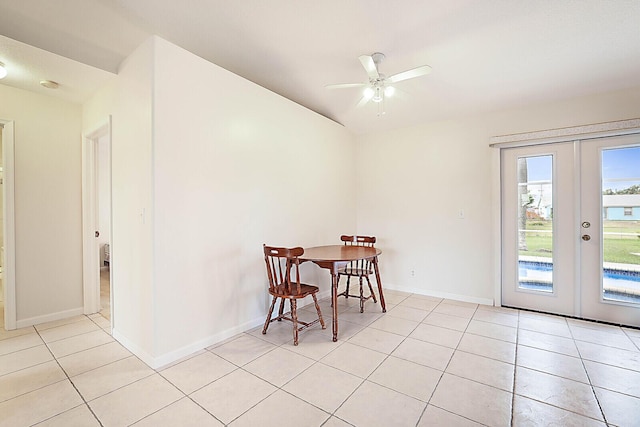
[331,269,339,342]
[372,256,386,313]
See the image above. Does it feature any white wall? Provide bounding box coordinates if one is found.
[356,86,640,303]
[0,84,83,325]
[151,38,356,362]
[84,37,356,366]
[83,38,155,357]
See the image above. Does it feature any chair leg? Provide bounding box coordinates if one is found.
[277,296,286,321]
[366,276,377,303]
[263,296,278,334]
[291,299,299,346]
[345,275,351,299]
[359,276,365,313]
[312,294,326,329]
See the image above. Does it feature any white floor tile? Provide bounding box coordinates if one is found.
[0,380,83,427]
[409,323,463,349]
[71,356,155,401]
[584,360,640,398]
[320,342,387,378]
[209,333,277,366]
[457,333,516,364]
[0,360,66,403]
[229,389,329,427]
[33,404,101,426]
[38,319,100,343]
[161,351,236,394]
[88,374,183,426]
[57,340,132,377]
[595,386,640,427]
[335,380,426,427]
[0,332,43,356]
[429,374,512,426]
[191,369,277,424]
[392,337,454,371]
[465,319,517,343]
[0,344,53,376]
[348,326,405,354]
[512,395,605,427]
[418,405,483,426]
[243,347,314,387]
[47,329,114,358]
[132,397,224,426]
[516,344,589,383]
[422,312,470,332]
[368,355,442,401]
[283,362,362,413]
[446,350,514,392]
[515,366,604,421]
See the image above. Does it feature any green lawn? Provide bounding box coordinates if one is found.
[519,220,640,264]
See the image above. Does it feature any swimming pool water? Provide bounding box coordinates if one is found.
[518,260,640,302]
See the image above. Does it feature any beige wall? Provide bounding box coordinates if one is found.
[356,86,640,302]
[0,84,83,325]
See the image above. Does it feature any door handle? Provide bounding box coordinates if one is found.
[95,231,100,238]
[581,234,591,241]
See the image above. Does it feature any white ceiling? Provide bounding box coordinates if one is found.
[1,0,639,134]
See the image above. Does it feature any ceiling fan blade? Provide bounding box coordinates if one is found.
[325,83,367,89]
[387,65,432,83]
[359,55,379,80]
[356,95,372,108]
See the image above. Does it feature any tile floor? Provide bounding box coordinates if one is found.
[1,290,640,426]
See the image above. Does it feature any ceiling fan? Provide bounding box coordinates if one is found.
[326,52,432,115]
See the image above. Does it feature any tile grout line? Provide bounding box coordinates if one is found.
[34,323,105,427]
[509,309,520,427]
[414,299,483,427]
[568,320,611,427]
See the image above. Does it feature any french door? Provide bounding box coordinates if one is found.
[501,134,640,327]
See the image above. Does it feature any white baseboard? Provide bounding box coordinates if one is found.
[114,314,267,370]
[383,283,495,306]
[111,329,157,368]
[114,290,334,370]
[16,307,85,329]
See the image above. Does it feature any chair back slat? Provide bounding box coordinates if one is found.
[263,245,304,296]
[340,235,376,273]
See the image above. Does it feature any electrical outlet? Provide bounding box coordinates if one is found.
[410,269,416,278]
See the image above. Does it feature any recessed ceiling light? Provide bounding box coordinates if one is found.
[0,62,7,79]
[40,80,59,89]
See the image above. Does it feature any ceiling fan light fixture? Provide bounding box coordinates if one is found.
[372,86,383,103]
[384,86,395,97]
[363,86,375,99]
[0,62,7,79]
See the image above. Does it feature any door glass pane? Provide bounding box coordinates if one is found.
[517,155,553,292]
[601,146,640,304]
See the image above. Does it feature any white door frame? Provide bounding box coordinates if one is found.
[1,120,16,330]
[82,117,112,315]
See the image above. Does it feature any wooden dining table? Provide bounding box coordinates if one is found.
[300,245,386,342]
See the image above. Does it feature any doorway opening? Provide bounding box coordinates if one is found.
[82,118,112,328]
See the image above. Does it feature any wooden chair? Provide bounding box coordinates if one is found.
[337,235,377,313]
[262,245,325,345]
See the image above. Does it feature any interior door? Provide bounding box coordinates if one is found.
[580,134,640,326]
[501,142,578,316]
